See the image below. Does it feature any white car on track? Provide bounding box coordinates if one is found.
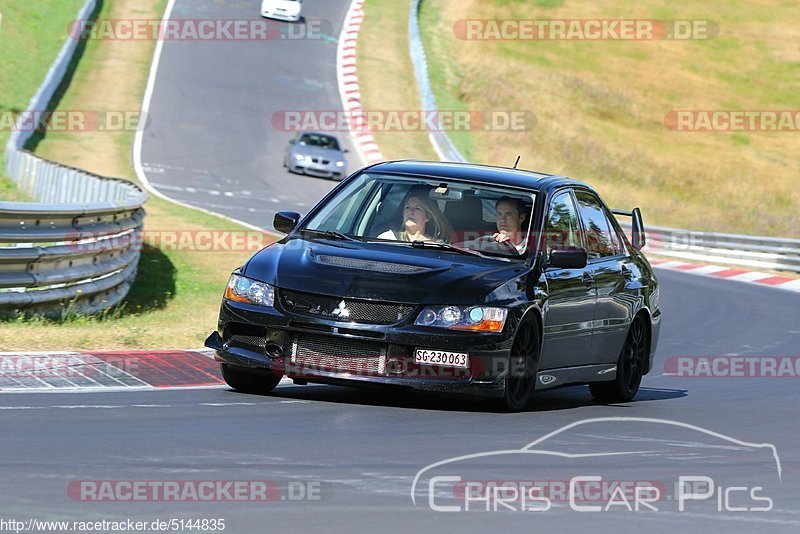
[261,0,302,22]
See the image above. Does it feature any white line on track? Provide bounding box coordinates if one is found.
[0,400,310,411]
[132,0,271,235]
[0,378,312,395]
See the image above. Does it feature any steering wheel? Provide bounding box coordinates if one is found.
[472,234,519,254]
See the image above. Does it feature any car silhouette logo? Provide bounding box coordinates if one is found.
[330,300,350,319]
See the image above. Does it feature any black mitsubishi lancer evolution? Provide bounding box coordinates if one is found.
[206,160,661,411]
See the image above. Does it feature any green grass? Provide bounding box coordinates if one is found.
[0,0,273,350]
[415,0,800,236]
[357,0,438,161]
[0,0,85,178]
[418,0,475,160]
[0,175,31,201]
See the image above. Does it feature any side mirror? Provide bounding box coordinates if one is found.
[342,148,349,153]
[274,211,301,234]
[548,246,588,270]
[288,139,296,145]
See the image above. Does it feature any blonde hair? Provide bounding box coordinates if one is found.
[398,187,454,243]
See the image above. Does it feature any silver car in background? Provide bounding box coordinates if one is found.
[261,0,302,22]
[284,131,349,180]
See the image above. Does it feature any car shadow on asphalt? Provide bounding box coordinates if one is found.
[254,384,688,414]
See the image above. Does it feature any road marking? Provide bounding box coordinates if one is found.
[0,398,310,411]
[132,0,271,235]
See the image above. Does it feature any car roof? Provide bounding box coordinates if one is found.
[364,160,589,193]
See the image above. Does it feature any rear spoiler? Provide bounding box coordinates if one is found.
[611,207,646,250]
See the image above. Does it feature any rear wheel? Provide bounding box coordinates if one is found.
[589,315,648,402]
[495,322,540,412]
[221,364,281,395]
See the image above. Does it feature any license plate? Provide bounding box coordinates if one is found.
[414,349,469,368]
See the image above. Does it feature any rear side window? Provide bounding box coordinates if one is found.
[575,191,618,260]
[545,191,582,256]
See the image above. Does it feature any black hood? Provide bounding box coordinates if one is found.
[242,237,526,305]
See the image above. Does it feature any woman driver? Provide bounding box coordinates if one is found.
[378,188,453,243]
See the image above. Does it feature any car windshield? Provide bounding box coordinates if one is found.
[301,173,537,260]
[298,134,340,151]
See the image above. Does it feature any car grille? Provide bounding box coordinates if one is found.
[290,334,386,375]
[228,334,266,353]
[279,289,414,325]
[310,158,330,165]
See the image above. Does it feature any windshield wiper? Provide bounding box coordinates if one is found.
[409,240,484,258]
[299,229,361,242]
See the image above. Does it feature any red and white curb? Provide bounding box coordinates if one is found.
[0,350,223,392]
[0,349,299,393]
[337,0,384,166]
[649,257,800,293]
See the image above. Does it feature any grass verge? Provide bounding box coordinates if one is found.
[357,0,438,161]
[0,0,84,198]
[413,0,799,237]
[0,0,274,350]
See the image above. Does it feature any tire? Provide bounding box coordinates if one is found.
[220,364,281,395]
[589,315,648,403]
[494,321,540,412]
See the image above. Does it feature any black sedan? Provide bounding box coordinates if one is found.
[205,161,662,411]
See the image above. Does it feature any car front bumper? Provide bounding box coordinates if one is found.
[290,161,345,180]
[205,298,513,398]
[261,9,301,22]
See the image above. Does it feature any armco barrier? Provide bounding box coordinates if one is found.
[0,0,148,315]
[630,223,800,273]
[408,0,465,163]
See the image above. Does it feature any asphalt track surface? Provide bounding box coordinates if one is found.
[2,270,800,532]
[4,0,799,532]
[140,0,358,228]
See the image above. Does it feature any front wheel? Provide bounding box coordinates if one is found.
[221,364,281,395]
[494,322,540,412]
[589,315,648,403]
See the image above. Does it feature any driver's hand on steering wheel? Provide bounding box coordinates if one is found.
[492,231,512,243]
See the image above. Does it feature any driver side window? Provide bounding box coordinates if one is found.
[545,191,582,257]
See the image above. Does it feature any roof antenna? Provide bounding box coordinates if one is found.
[513,155,521,169]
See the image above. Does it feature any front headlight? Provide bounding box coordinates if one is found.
[415,306,507,332]
[224,274,274,307]
[335,161,345,168]
[294,154,306,161]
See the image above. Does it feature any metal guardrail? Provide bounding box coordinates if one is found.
[0,0,148,316]
[624,223,800,273]
[408,0,465,163]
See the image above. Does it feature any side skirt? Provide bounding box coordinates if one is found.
[536,363,617,390]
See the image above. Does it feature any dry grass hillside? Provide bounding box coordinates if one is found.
[414,0,799,236]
